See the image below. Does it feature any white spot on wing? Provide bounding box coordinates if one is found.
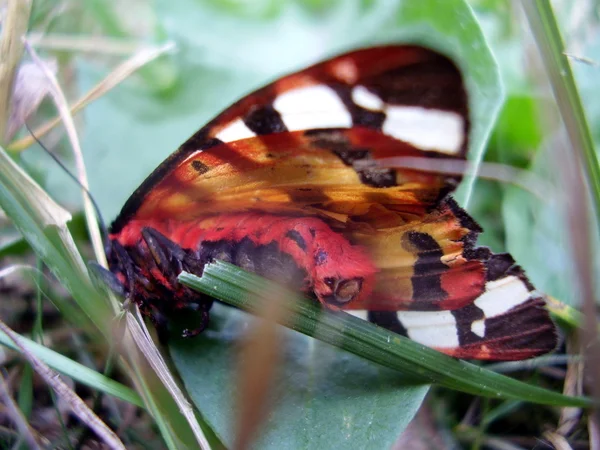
[352,86,384,111]
[471,320,485,337]
[347,310,368,321]
[273,85,352,131]
[474,276,531,318]
[215,118,256,143]
[396,310,459,348]
[350,85,464,154]
[383,106,464,154]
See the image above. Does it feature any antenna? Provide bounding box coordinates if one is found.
[24,123,111,255]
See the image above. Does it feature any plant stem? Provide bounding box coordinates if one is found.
[0,0,33,144]
[522,0,600,227]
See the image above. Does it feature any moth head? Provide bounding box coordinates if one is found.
[312,240,376,308]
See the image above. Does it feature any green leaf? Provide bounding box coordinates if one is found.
[170,304,428,449]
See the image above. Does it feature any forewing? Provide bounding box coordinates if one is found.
[110,45,469,233]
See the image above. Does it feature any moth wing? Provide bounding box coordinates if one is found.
[357,276,557,361]
[109,45,557,360]
[110,45,469,233]
[345,198,558,360]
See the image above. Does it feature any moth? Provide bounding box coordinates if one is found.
[106,45,557,360]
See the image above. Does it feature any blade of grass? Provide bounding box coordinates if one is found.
[522,0,600,418]
[0,143,218,449]
[522,1,600,225]
[179,262,594,408]
[17,364,33,419]
[0,145,112,330]
[0,319,126,450]
[0,235,30,258]
[0,327,143,408]
[24,40,107,270]
[125,313,213,450]
[0,0,32,143]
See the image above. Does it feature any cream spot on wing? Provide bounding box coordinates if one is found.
[350,85,465,154]
[351,86,384,111]
[471,320,485,337]
[383,106,464,154]
[273,85,352,131]
[215,118,256,143]
[396,311,459,348]
[474,276,531,318]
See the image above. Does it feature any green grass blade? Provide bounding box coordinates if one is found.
[0,144,216,449]
[0,147,114,333]
[179,261,593,408]
[522,1,600,224]
[0,0,31,143]
[0,329,143,408]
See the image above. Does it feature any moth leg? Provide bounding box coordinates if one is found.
[88,261,126,298]
[112,239,137,298]
[177,296,212,338]
[138,227,217,340]
[142,227,189,283]
[144,303,170,345]
[181,309,210,338]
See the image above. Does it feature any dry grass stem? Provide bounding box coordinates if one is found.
[125,313,211,450]
[543,430,573,450]
[0,319,125,449]
[0,375,42,450]
[0,0,32,143]
[557,339,584,436]
[28,32,150,55]
[234,292,286,450]
[24,40,106,268]
[8,41,175,153]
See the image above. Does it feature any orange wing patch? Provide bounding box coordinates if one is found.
[128,129,458,226]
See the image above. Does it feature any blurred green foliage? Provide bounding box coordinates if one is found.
[13,0,599,446]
